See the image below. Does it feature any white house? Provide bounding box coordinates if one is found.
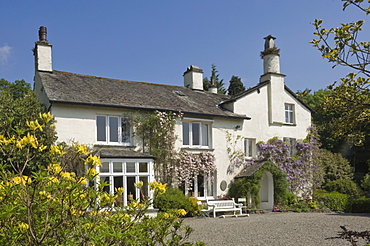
[33,27,311,209]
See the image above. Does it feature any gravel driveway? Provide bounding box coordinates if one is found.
[184,212,370,246]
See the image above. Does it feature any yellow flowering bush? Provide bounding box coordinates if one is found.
[0,113,202,245]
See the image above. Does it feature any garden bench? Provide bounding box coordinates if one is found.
[206,199,248,218]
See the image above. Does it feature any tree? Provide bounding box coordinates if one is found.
[310,0,370,146]
[0,79,56,173]
[203,64,226,94]
[227,75,245,96]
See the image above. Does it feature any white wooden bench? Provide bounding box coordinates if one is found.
[207,199,248,218]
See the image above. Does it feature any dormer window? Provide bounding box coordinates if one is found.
[96,115,131,145]
[284,104,295,124]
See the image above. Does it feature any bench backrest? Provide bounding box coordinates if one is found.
[208,200,235,208]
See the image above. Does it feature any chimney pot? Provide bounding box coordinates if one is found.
[39,26,47,42]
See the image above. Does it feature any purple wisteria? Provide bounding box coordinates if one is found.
[248,127,322,198]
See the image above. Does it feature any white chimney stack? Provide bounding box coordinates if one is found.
[183,65,203,91]
[34,26,52,72]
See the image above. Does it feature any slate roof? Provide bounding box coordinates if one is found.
[39,70,249,120]
[95,147,154,159]
[234,160,267,178]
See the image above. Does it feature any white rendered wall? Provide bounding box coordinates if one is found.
[35,44,52,72]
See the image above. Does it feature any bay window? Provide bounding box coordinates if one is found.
[97,159,154,207]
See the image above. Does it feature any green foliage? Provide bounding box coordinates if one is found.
[345,197,370,213]
[133,111,179,182]
[323,179,363,197]
[153,187,200,217]
[0,78,31,99]
[227,75,245,96]
[314,190,350,211]
[317,149,353,183]
[227,161,291,208]
[203,64,226,94]
[0,114,201,245]
[0,79,56,174]
[310,1,370,146]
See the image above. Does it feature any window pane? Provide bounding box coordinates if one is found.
[113,162,122,172]
[97,116,106,141]
[139,176,148,200]
[192,123,200,145]
[114,176,124,207]
[139,162,148,173]
[121,118,131,144]
[182,122,189,145]
[207,178,214,196]
[109,117,119,142]
[201,123,208,146]
[197,175,205,197]
[127,177,137,201]
[126,162,135,173]
[101,162,110,172]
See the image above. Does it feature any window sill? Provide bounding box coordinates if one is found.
[283,123,296,126]
[94,143,135,148]
[181,147,214,152]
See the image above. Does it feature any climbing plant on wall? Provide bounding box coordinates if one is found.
[228,161,291,207]
[133,111,216,186]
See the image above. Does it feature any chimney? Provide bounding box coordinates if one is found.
[183,65,203,91]
[34,26,52,72]
[261,35,280,75]
[208,76,218,94]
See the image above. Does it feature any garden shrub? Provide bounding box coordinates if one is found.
[0,113,202,245]
[153,187,200,216]
[323,179,363,197]
[345,197,370,213]
[314,190,350,211]
[317,149,353,184]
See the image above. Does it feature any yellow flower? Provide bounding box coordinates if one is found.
[39,112,53,124]
[134,181,143,189]
[0,135,14,145]
[18,222,29,231]
[47,164,62,174]
[78,177,88,185]
[86,168,98,179]
[115,187,124,195]
[149,181,167,195]
[39,190,52,199]
[177,209,187,217]
[85,155,102,167]
[26,119,43,131]
[12,176,31,185]
[60,172,74,180]
[72,143,88,155]
[50,145,65,156]
[47,176,59,184]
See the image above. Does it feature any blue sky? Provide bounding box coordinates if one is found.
[0,0,366,93]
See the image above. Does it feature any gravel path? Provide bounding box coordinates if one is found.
[183,212,370,246]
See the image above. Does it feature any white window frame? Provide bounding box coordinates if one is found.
[182,173,215,200]
[182,118,212,148]
[284,104,295,124]
[96,115,132,146]
[244,138,257,158]
[97,159,155,207]
[283,137,297,155]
